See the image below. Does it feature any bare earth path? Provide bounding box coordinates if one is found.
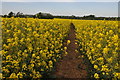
[51,23,89,79]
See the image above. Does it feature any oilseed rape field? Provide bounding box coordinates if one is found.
[1,18,120,79]
[73,20,119,79]
[2,18,70,78]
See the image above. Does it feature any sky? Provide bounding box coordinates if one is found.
[1,0,120,2]
[1,0,119,17]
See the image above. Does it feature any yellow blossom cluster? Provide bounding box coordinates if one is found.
[2,18,71,78]
[73,20,119,79]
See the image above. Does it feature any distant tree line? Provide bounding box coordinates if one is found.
[2,11,118,20]
[2,11,54,19]
[54,15,118,20]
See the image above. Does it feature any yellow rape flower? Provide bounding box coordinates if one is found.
[103,47,109,53]
[17,72,23,78]
[9,73,18,78]
[97,44,101,48]
[67,40,71,45]
[94,73,99,79]
[64,47,67,50]
[94,65,98,69]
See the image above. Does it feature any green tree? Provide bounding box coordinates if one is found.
[8,11,15,18]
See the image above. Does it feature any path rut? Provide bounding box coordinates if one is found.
[52,23,88,79]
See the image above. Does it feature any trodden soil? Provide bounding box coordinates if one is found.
[53,23,89,79]
[44,23,94,79]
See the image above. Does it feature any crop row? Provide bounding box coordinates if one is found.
[2,18,70,78]
[73,20,119,79]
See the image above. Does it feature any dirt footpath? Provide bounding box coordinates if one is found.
[51,23,88,79]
